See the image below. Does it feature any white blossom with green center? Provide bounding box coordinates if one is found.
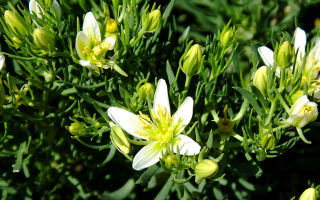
[75,12,116,69]
[107,79,201,170]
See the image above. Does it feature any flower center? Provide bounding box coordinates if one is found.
[302,105,312,116]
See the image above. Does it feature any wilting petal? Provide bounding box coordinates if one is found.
[75,31,89,60]
[172,97,193,134]
[53,0,61,20]
[108,107,149,140]
[83,12,101,44]
[294,27,306,58]
[132,141,163,170]
[103,37,116,50]
[258,46,274,67]
[0,54,5,71]
[153,79,171,117]
[173,135,201,156]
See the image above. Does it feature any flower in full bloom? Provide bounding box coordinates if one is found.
[75,12,116,69]
[107,79,201,170]
[287,95,318,128]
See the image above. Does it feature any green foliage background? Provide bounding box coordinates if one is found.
[0,0,320,199]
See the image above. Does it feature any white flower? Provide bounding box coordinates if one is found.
[287,95,318,128]
[29,0,61,23]
[75,12,116,69]
[0,54,5,71]
[107,79,201,170]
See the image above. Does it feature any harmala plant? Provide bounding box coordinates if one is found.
[0,0,319,199]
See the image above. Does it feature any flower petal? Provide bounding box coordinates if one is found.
[108,107,149,140]
[132,142,163,170]
[294,27,306,58]
[172,96,193,134]
[83,12,101,44]
[258,46,274,67]
[173,135,201,156]
[153,79,171,117]
[289,95,309,115]
[29,0,42,18]
[76,31,90,60]
[103,37,116,50]
[0,54,5,71]
[53,0,61,20]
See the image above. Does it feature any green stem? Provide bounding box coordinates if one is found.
[265,98,278,126]
[271,124,290,132]
[128,139,151,145]
[279,67,286,93]
[182,75,192,100]
[232,99,249,122]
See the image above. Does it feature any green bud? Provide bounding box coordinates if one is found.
[142,9,161,33]
[221,29,234,47]
[33,28,55,50]
[138,82,155,101]
[110,122,130,155]
[164,155,178,169]
[291,90,304,104]
[106,18,118,34]
[68,122,87,136]
[253,66,268,97]
[12,36,23,48]
[4,10,29,36]
[261,134,275,150]
[182,44,203,77]
[299,188,317,200]
[195,159,219,184]
[277,41,293,68]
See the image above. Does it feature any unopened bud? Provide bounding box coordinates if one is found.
[138,83,155,101]
[277,41,293,68]
[142,9,161,33]
[299,188,317,200]
[182,44,203,77]
[110,122,130,155]
[12,37,22,48]
[253,66,268,97]
[33,28,55,49]
[261,134,275,150]
[164,155,178,168]
[68,122,87,136]
[195,159,219,184]
[0,54,5,71]
[4,10,29,36]
[106,18,118,34]
[221,29,234,47]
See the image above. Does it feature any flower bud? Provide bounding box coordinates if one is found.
[221,29,234,47]
[0,54,5,71]
[299,188,317,200]
[142,9,161,33]
[33,28,55,49]
[277,41,293,68]
[106,18,118,35]
[195,159,219,184]
[164,155,178,169]
[4,10,29,36]
[287,95,318,128]
[138,82,155,101]
[68,122,87,136]
[182,44,203,77]
[261,134,275,150]
[12,37,23,48]
[110,122,130,155]
[253,66,268,97]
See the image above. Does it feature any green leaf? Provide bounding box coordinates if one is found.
[233,87,264,116]
[102,179,135,200]
[154,174,174,200]
[136,165,159,185]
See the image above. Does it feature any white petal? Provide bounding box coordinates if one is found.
[29,0,42,18]
[294,27,306,58]
[103,37,116,50]
[108,107,149,140]
[132,142,163,170]
[0,54,5,71]
[75,31,89,60]
[173,135,201,156]
[258,46,274,67]
[172,96,193,134]
[289,95,309,115]
[83,12,101,44]
[53,0,61,20]
[153,79,171,117]
[79,59,91,67]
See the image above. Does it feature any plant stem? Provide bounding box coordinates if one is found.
[182,75,191,100]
